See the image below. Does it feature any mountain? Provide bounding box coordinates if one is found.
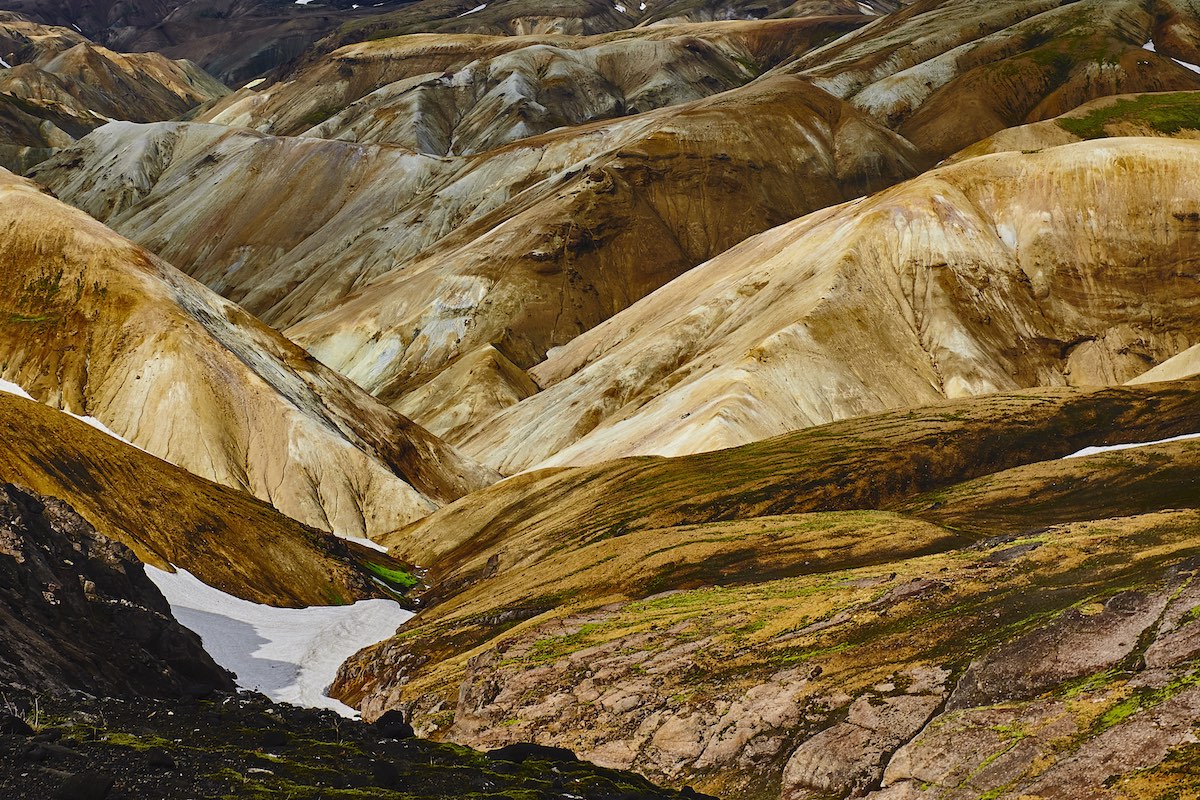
[200,17,868,147]
[33,70,921,413]
[0,168,494,544]
[331,379,1200,798]
[447,137,1200,473]
[0,390,391,605]
[0,12,227,169]
[787,0,1200,159]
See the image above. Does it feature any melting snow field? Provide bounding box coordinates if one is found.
[1064,431,1200,459]
[147,566,413,717]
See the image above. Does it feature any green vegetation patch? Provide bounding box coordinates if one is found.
[1058,92,1200,139]
[364,560,419,590]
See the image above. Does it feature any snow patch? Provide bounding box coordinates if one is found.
[147,566,412,717]
[1064,432,1200,459]
[342,535,389,553]
[1144,40,1200,74]
[0,379,32,400]
[241,78,266,90]
[0,57,10,69]
[0,377,141,450]
[295,0,315,5]
[457,3,486,16]
[615,3,626,11]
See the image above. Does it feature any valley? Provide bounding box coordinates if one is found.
[1,1,1200,798]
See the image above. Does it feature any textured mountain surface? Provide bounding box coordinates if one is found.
[34,73,920,408]
[331,380,1200,798]
[0,391,388,606]
[0,168,494,544]
[0,13,227,169]
[447,137,1200,472]
[0,483,234,698]
[201,18,868,150]
[786,0,1200,159]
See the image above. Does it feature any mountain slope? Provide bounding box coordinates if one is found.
[787,0,1200,159]
[332,379,1200,798]
[450,137,1200,472]
[33,74,921,410]
[202,18,867,152]
[0,168,494,543]
[0,391,385,606]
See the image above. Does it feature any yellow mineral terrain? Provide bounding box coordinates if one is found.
[0,169,495,544]
[0,392,382,606]
[450,138,1200,472]
[34,72,921,410]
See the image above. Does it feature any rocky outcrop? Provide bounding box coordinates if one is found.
[0,483,233,699]
[0,686,701,800]
[332,381,1200,798]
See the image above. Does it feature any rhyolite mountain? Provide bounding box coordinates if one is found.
[3,0,1200,799]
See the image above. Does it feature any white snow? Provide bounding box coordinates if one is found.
[71,24,81,32]
[343,535,389,553]
[457,3,486,16]
[1064,431,1200,459]
[295,0,315,5]
[639,1,647,8]
[1143,40,1200,75]
[615,3,626,12]
[0,57,10,69]
[0,377,142,450]
[147,566,412,717]
[241,77,266,90]
[0,379,32,400]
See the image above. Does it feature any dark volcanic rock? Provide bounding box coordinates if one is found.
[0,483,233,699]
[372,708,415,739]
[0,690,697,800]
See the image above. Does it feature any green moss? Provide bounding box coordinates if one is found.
[364,561,419,590]
[1057,92,1200,139]
[1094,665,1200,733]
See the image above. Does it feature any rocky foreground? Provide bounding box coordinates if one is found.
[0,689,710,800]
[0,476,705,799]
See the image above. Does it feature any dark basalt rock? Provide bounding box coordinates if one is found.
[0,713,33,737]
[0,483,233,699]
[488,742,580,764]
[0,690,700,799]
[371,708,414,739]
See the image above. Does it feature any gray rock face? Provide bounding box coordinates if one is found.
[781,694,943,799]
[0,483,233,698]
